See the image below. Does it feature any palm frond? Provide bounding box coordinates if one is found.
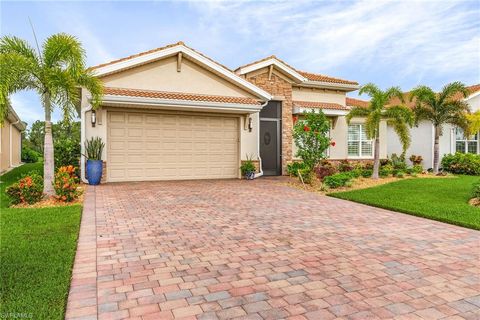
[77,70,103,108]
[383,104,414,127]
[0,36,39,62]
[346,106,370,124]
[384,86,404,103]
[43,33,85,72]
[359,83,380,98]
[438,81,468,104]
[387,118,411,153]
[446,112,469,132]
[409,85,436,104]
[364,110,381,140]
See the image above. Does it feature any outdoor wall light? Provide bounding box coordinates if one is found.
[91,110,96,127]
[248,116,253,132]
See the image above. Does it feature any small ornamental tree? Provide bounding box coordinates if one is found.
[292,110,331,182]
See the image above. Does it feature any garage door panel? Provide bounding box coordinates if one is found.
[127,114,143,124]
[108,111,239,182]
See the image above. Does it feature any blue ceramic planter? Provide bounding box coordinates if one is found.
[86,160,103,185]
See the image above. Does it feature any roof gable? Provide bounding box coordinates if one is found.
[235,56,307,83]
[91,42,271,101]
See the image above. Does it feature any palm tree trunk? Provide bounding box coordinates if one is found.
[372,136,380,179]
[43,93,55,196]
[433,126,441,174]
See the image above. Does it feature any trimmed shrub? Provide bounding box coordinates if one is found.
[348,168,362,178]
[53,165,81,202]
[412,165,424,174]
[338,160,353,172]
[441,153,480,175]
[472,181,480,199]
[6,172,44,205]
[21,146,40,163]
[391,153,407,170]
[379,164,393,177]
[54,139,80,170]
[315,162,337,180]
[287,162,307,177]
[323,172,352,188]
[361,169,373,178]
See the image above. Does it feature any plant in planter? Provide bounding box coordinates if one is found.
[240,155,256,180]
[84,137,105,185]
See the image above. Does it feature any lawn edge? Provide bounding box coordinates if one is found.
[328,192,480,231]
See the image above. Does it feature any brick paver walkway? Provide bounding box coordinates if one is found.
[66,179,480,320]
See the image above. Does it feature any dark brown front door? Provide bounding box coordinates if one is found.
[260,101,282,176]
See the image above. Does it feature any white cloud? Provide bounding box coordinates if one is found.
[189,0,479,83]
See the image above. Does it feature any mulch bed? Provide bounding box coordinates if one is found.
[11,185,85,208]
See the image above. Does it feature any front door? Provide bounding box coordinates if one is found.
[260,101,282,176]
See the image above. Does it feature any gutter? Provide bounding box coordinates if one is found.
[254,100,269,178]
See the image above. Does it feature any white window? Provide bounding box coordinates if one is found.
[455,128,479,154]
[348,124,373,157]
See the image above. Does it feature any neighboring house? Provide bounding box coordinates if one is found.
[81,42,389,183]
[349,85,480,169]
[387,85,480,169]
[1,105,26,173]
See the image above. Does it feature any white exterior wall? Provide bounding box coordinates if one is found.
[240,112,260,161]
[387,121,434,168]
[387,93,480,168]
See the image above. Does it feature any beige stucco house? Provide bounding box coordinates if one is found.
[81,42,388,182]
[1,105,26,173]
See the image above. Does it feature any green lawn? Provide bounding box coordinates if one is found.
[0,164,82,319]
[330,175,480,230]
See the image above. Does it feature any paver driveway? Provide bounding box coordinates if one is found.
[66,179,480,320]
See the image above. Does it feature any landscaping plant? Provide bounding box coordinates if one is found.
[21,146,40,163]
[471,181,480,200]
[240,155,256,179]
[6,172,44,205]
[53,165,81,202]
[410,82,470,174]
[292,110,331,184]
[323,172,353,188]
[409,154,423,165]
[347,84,414,179]
[84,137,105,160]
[287,162,307,177]
[441,153,480,175]
[315,161,337,180]
[0,33,103,195]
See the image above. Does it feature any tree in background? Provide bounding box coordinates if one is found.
[410,82,470,174]
[347,84,413,179]
[0,33,102,195]
[28,120,45,153]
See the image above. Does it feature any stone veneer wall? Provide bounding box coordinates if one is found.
[244,71,293,174]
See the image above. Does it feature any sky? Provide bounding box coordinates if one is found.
[1,0,479,127]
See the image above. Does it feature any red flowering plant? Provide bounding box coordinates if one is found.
[53,165,81,202]
[292,110,331,183]
[6,172,44,205]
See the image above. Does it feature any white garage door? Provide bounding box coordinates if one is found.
[107,111,239,182]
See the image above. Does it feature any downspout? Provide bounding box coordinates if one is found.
[254,100,269,178]
[80,104,92,183]
[9,119,20,168]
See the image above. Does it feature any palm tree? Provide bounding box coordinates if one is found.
[347,83,413,179]
[0,33,103,195]
[409,82,470,174]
